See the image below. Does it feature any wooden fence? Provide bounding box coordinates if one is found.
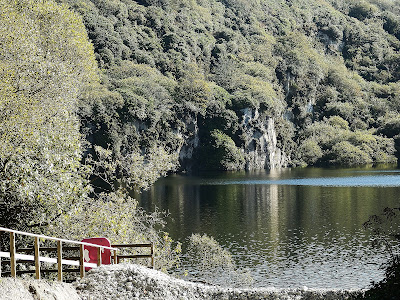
[0,227,154,281]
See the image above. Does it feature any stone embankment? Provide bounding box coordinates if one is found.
[0,264,363,300]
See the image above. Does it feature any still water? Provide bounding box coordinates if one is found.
[136,166,400,289]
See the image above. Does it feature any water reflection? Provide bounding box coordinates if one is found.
[136,167,400,289]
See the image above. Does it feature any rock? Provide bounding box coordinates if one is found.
[240,108,289,170]
[0,278,81,300]
[125,282,133,291]
[177,107,289,172]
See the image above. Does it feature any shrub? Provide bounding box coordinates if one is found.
[183,233,252,287]
[349,1,377,21]
[328,116,349,130]
[330,141,372,166]
[298,139,323,165]
[361,207,400,299]
[197,129,245,171]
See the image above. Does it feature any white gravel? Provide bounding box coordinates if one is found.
[75,264,363,300]
[0,264,363,299]
[0,277,80,300]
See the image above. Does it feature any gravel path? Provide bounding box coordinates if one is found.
[75,264,363,300]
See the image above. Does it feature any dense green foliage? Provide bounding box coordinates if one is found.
[0,0,180,271]
[0,0,97,231]
[2,0,400,278]
[54,0,400,175]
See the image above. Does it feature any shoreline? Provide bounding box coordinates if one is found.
[0,264,364,300]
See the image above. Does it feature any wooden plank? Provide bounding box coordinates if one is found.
[43,268,80,273]
[18,246,80,252]
[36,268,80,273]
[10,232,16,278]
[79,245,85,279]
[117,254,153,259]
[1,260,33,264]
[0,251,97,268]
[62,256,80,260]
[0,252,10,258]
[3,268,80,275]
[97,247,102,267]
[57,241,62,281]
[112,244,152,248]
[0,227,119,281]
[2,270,36,275]
[34,237,40,280]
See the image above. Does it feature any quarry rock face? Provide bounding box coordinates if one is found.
[176,113,200,172]
[177,107,289,172]
[240,108,289,171]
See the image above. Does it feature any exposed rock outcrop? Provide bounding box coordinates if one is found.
[240,108,289,170]
[176,114,200,173]
[177,108,289,172]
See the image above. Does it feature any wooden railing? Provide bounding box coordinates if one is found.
[0,227,154,281]
[112,243,154,266]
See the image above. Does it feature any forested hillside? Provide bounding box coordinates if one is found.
[54,0,400,179]
[3,0,400,272]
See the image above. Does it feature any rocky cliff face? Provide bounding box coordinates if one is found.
[177,116,200,173]
[177,108,289,172]
[240,108,289,171]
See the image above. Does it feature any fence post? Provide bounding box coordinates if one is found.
[10,232,16,278]
[97,247,102,267]
[0,251,1,278]
[34,237,40,280]
[151,243,154,269]
[79,244,85,278]
[57,241,63,281]
[113,250,117,264]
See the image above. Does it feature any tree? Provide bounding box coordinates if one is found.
[0,0,97,232]
[57,0,400,173]
[331,141,372,165]
[298,139,323,166]
[196,129,245,171]
[360,207,400,299]
[349,1,378,21]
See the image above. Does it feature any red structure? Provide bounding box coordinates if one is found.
[81,237,112,270]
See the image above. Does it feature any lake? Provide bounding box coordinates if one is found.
[136,166,400,289]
